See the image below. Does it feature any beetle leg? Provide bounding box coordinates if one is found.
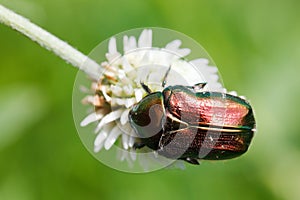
[140,82,152,94]
[133,141,146,149]
[158,117,168,150]
[193,82,207,90]
[162,65,172,88]
[158,133,165,150]
[185,82,207,92]
[183,157,200,165]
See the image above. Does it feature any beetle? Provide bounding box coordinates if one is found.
[128,67,256,165]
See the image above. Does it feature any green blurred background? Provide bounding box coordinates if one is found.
[1,0,300,199]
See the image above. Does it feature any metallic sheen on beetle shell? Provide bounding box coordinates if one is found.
[129,85,256,165]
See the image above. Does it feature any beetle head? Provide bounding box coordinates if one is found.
[129,92,165,139]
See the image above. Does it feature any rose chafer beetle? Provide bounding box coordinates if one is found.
[128,67,256,165]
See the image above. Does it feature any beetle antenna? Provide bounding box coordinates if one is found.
[162,65,172,88]
[140,82,152,94]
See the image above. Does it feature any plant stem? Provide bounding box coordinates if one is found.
[0,4,102,80]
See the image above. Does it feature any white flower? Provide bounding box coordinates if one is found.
[80,29,224,166]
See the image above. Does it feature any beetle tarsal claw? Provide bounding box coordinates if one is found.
[192,82,207,91]
[184,82,207,92]
[184,157,200,165]
[133,141,145,149]
[158,134,165,150]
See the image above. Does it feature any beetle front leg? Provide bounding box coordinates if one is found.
[185,82,207,92]
[182,157,200,165]
[133,140,146,149]
[193,82,207,89]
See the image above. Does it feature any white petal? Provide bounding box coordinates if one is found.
[124,152,134,168]
[165,40,191,57]
[190,59,225,91]
[135,67,150,84]
[101,86,111,102]
[124,98,136,108]
[118,76,132,86]
[119,150,128,161]
[117,69,126,80]
[104,126,122,150]
[138,29,152,48]
[122,57,134,73]
[113,98,135,108]
[123,84,134,95]
[123,35,137,52]
[120,109,130,125]
[148,71,164,83]
[122,133,129,150]
[128,136,135,148]
[171,60,204,85]
[165,39,182,50]
[115,98,126,106]
[94,123,114,152]
[94,131,108,152]
[191,58,209,65]
[228,91,238,96]
[134,89,144,102]
[111,85,123,96]
[108,37,118,54]
[206,66,218,73]
[129,149,137,161]
[129,36,137,50]
[95,129,108,146]
[80,112,104,127]
[121,123,136,137]
[139,51,151,65]
[138,154,150,171]
[210,74,219,82]
[95,109,123,132]
[94,143,104,153]
[103,69,117,79]
[175,48,191,57]
[123,35,130,52]
[106,37,121,62]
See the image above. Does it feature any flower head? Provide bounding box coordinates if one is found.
[79,29,224,169]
